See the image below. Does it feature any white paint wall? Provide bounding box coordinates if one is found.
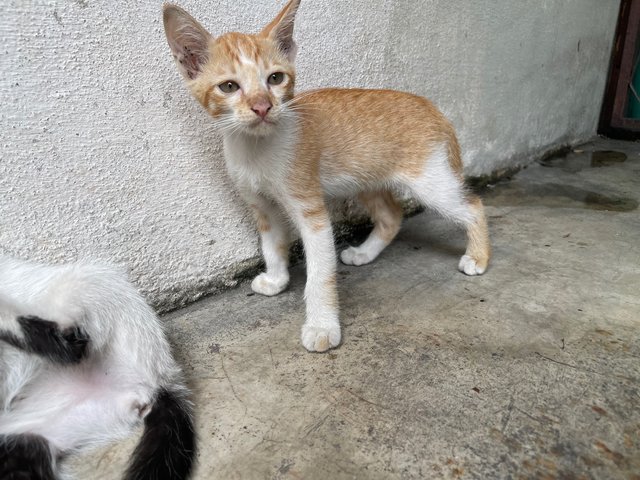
[0,0,619,309]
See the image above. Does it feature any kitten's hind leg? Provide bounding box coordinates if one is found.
[0,434,57,480]
[406,143,490,275]
[458,195,490,275]
[245,193,291,296]
[340,190,403,266]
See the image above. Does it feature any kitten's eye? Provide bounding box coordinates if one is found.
[268,72,285,86]
[218,81,240,93]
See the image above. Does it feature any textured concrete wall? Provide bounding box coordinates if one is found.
[0,0,619,309]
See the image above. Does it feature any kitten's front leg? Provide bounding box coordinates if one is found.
[245,193,291,296]
[289,199,340,352]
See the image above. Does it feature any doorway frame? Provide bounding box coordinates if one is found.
[599,0,640,139]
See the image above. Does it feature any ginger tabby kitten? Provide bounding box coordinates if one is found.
[163,0,491,352]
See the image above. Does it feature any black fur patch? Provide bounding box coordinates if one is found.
[0,434,56,480]
[15,316,89,364]
[0,331,24,352]
[125,388,197,480]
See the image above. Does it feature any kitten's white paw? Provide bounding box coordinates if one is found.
[458,255,486,276]
[340,247,373,266]
[301,324,341,352]
[251,272,289,296]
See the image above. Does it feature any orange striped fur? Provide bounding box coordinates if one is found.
[163,0,491,352]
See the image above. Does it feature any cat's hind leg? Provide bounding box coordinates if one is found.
[340,190,403,266]
[457,195,490,275]
[245,193,291,296]
[405,143,490,275]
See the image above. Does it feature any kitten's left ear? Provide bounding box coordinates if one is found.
[261,0,301,62]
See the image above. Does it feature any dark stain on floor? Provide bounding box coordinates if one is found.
[478,149,638,212]
[539,150,628,173]
[484,182,638,212]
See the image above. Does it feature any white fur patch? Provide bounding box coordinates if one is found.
[320,172,363,198]
[458,254,486,276]
[238,49,256,67]
[301,324,341,352]
[292,220,341,353]
[340,233,388,266]
[251,272,289,296]
[403,143,475,226]
[224,115,298,197]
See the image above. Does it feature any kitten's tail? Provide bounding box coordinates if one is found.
[124,385,197,480]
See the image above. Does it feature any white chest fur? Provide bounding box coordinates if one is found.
[222,120,299,199]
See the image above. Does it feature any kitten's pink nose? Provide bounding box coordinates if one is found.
[251,100,272,119]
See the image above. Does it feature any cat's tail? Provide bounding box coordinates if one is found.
[124,385,197,480]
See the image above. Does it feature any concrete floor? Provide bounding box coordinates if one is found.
[69,137,639,479]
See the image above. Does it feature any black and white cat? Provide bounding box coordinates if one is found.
[0,256,197,479]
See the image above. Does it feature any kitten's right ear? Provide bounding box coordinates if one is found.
[163,4,212,80]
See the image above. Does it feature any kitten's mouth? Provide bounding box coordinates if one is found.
[240,117,278,136]
[244,118,277,135]
[252,118,276,126]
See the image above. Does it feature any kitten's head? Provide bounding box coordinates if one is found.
[163,0,300,137]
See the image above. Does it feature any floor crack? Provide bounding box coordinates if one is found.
[220,352,247,416]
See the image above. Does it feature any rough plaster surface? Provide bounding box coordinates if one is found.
[0,0,620,308]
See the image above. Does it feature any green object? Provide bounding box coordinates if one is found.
[629,52,640,118]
